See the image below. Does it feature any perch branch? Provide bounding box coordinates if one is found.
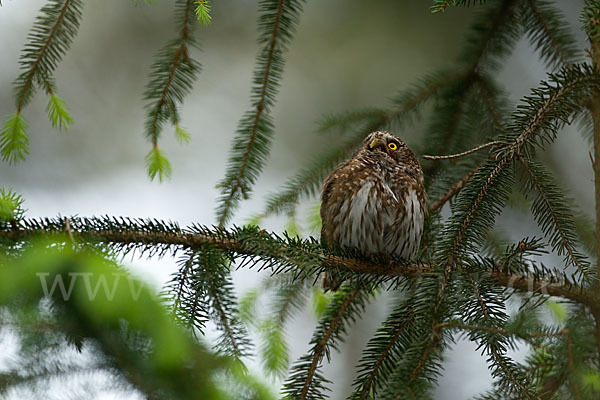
[0,221,592,307]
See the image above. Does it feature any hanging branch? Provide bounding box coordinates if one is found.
[282,285,373,400]
[197,248,252,359]
[216,0,306,226]
[143,0,201,181]
[467,274,539,398]
[517,157,590,280]
[349,301,416,399]
[520,0,578,70]
[1,0,83,163]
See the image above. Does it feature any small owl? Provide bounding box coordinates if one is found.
[320,131,426,289]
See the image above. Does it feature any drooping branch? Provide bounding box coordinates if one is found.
[216,0,306,226]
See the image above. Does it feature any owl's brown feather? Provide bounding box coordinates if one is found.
[320,131,426,290]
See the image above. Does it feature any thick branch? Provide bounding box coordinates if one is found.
[1,222,592,306]
[587,26,600,357]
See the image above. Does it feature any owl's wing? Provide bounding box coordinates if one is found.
[320,160,351,246]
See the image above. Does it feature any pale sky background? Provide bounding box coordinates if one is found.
[0,0,593,399]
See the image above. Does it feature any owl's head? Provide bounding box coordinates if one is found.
[357,131,417,166]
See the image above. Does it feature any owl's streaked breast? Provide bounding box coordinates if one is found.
[330,178,424,258]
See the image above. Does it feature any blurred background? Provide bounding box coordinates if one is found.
[0,0,593,398]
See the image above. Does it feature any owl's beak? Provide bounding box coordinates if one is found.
[369,138,386,151]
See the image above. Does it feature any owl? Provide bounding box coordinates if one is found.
[320,131,426,289]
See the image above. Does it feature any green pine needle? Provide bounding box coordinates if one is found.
[13,0,83,111]
[307,202,322,233]
[546,299,567,323]
[47,93,73,130]
[0,187,25,222]
[175,124,192,143]
[0,113,29,164]
[194,1,212,25]
[238,288,260,325]
[145,147,173,182]
[285,215,300,238]
[311,286,331,319]
[259,318,289,379]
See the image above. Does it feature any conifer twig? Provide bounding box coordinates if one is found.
[299,286,360,400]
[15,0,77,112]
[422,141,501,160]
[217,0,287,226]
[429,165,480,213]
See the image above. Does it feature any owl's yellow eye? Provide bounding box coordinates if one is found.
[387,142,398,151]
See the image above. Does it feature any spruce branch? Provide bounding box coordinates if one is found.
[3,0,82,163]
[404,66,600,389]
[13,0,83,112]
[467,273,539,398]
[39,75,73,130]
[282,285,373,400]
[168,252,209,335]
[143,0,201,178]
[349,300,416,399]
[441,64,600,274]
[0,219,592,305]
[199,249,252,359]
[517,156,591,280]
[462,0,522,73]
[520,0,578,70]
[194,0,211,25]
[0,113,29,164]
[473,73,508,131]
[216,0,306,226]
